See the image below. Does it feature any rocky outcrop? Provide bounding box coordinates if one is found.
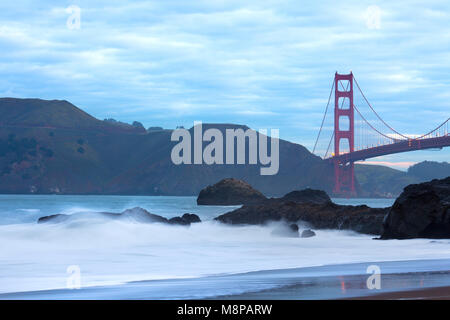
[380,177,450,239]
[37,207,201,226]
[215,200,388,235]
[301,229,316,238]
[37,214,69,224]
[279,189,331,204]
[209,182,386,235]
[121,207,170,223]
[169,213,202,225]
[197,178,267,205]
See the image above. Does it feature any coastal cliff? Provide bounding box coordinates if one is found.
[381,177,450,239]
[197,178,267,205]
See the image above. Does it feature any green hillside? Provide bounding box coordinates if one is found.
[0,98,333,196]
[355,164,419,198]
[0,98,447,197]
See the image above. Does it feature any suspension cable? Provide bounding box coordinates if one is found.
[353,75,409,140]
[312,79,335,154]
[413,117,450,140]
[325,132,334,158]
[354,105,398,141]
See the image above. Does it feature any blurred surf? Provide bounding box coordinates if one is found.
[2,195,449,298]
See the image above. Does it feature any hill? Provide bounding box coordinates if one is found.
[0,98,447,197]
[0,98,333,196]
[355,164,418,198]
[407,161,450,181]
[355,161,450,197]
[0,98,145,133]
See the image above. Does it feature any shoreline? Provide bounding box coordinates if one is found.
[348,286,450,300]
[217,260,450,300]
[2,258,450,300]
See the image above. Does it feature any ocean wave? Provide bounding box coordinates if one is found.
[1,218,450,295]
[16,209,41,213]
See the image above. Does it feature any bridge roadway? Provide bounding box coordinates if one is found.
[328,135,450,164]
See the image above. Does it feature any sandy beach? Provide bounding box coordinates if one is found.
[351,286,450,300]
[2,259,450,300]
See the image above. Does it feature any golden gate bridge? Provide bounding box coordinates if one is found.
[313,72,450,197]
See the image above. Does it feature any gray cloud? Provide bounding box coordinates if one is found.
[0,0,449,165]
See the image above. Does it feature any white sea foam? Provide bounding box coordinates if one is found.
[1,211,450,295]
[16,209,41,213]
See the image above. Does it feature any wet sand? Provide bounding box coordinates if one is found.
[2,259,450,300]
[350,285,450,300]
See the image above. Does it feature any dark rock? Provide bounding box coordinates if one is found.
[37,214,69,224]
[289,223,299,232]
[181,213,201,224]
[121,207,169,223]
[380,177,450,239]
[280,189,331,204]
[168,217,190,225]
[301,229,316,238]
[168,214,201,226]
[37,207,201,226]
[197,178,267,205]
[215,200,388,235]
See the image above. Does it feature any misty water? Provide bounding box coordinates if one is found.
[1,195,450,299]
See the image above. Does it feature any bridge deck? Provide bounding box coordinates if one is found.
[328,135,450,164]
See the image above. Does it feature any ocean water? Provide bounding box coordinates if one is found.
[1,195,449,299]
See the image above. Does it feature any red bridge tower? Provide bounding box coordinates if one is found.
[333,72,356,196]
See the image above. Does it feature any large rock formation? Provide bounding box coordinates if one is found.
[37,207,201,226]
[210,184,387,235]
[169,213,202,225]
[215,200,388,235]
[279,188,331,204]
[301,229,316,238]
[380,177,450,239]
[197,178,267,205]
[120,207,170,223]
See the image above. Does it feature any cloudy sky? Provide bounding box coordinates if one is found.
[0,0,449,169]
